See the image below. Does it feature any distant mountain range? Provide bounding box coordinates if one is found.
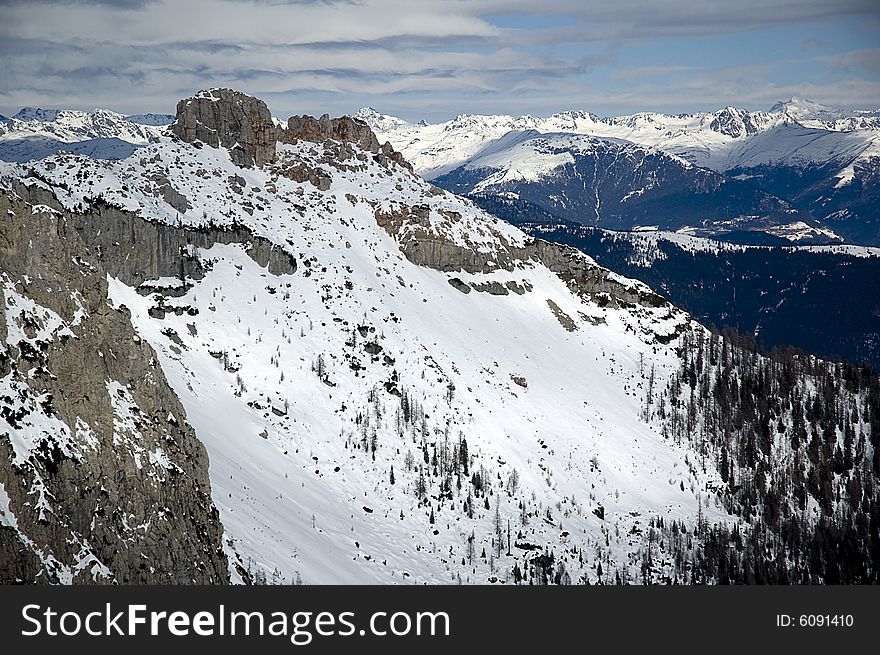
[363,99,880,245]
[0,108,172,163]
[524,223,880,368]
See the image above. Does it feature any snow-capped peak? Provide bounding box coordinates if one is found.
[13,107,63,122]
[369,98,879,178]
[769,97,838,120]
[355,107,410,131]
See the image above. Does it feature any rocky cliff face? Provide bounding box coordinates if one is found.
[16,181,297,285]
[0,187,230,583]
[282,113,412,171]
[170,88,276,168]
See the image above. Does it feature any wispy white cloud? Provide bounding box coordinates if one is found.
[814,48,880,74]
[612,65,698,81]
[0,0,878,119]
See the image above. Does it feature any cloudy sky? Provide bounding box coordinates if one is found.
[1,0,878,121]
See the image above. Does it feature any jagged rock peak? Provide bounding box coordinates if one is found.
[281,112,412,171]
[170,88,276,168]
[13,107,63,122]
[709,106,751,138]
[169,88,412,171]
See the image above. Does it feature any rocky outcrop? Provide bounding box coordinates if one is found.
[279,161,332,191]
[0,188,230,583]
[282,114,412,171]
[374,203,526,273]
[284,114,379,152]
[15,181,297,285]
[526,239,668,310]
[170,88,276,168]
[169,89,412,173]
[373,199,668,310]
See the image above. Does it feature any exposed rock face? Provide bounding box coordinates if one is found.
[282,114,412,171]
[170,88,276,168]
[526,239,668,310]
[16,181,297,285]
[709,106,762,138]
[278,161,333,191]
[373,199,669,312]
[285,114,379,151]
[0,188,230,583]
[374,203,525,273]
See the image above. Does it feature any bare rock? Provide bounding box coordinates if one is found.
[282,113,412,171]
[448,278,472,294]
[171,88,276,167]
[0,188,230,583]
[546,299,578,332]
[471,281,509,296]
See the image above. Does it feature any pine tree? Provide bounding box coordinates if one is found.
[415,465,427,499]
[493,503,504,557]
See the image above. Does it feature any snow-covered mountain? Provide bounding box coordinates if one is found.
[769,97,880,131]
[433,130,808,234]
[364,99,880,176]
[0,108,165,163]
[3,90,709,584]
[1,89,877,585]
[364,100,880,244]
[124,113,175,127]
[12,107,64,123]
[355,107,411,133]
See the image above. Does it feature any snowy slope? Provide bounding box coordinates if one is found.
[9,131,730,584]
[718,122,880,172]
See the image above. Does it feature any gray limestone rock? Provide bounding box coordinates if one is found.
[0,189,230,584]
[281,113,412,171]
[171,88,276,168]
[15,181,297,286]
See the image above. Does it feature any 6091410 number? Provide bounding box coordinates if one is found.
[799,614,853,627]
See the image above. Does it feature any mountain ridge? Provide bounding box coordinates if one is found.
[1,89,877,585]
[364,100,880,245]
